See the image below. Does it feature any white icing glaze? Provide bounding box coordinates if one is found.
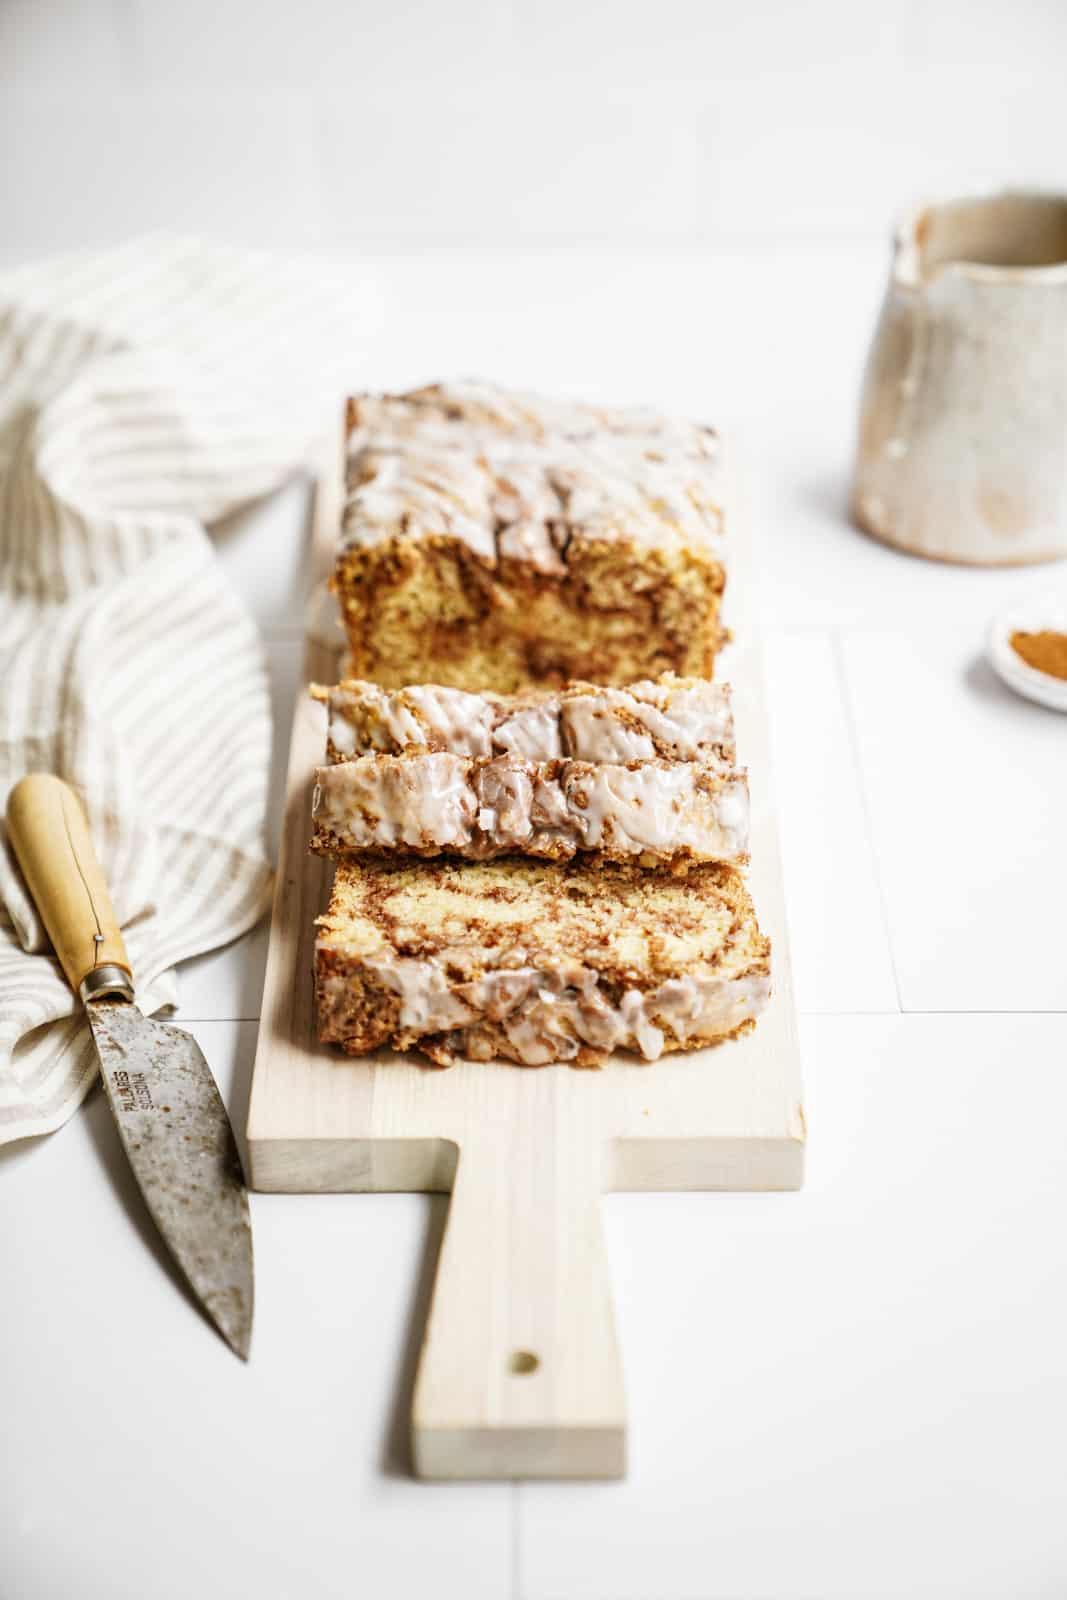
[353,382,719,451]
[363,960,476,1033]
[564,709,656,762]
[328,682,495,758]
[492,704,562,760]
[620,991,665,1060]
[562,681,733,762]
[347,444,497,561]
[327,956,771,1063]
[327,683,417,754]
[711,777,749,841]
[375,694,436,750]
[326,677,733,766]
[495,520,567,574]
[327,713,357,757]
[313,756,749,862]
[562,765,749,858]
[400,685,495,756]
[314,753,476,849]
[341,382,723,562]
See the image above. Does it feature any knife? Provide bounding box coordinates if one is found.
[6,774,254,1359]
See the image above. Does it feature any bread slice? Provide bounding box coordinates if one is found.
[333,382,727,693]
[310,672,747,868]
[315,857,770,1067]
[310,753,749,867]
[315,674,736,767]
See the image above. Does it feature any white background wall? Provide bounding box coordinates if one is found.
[2,0,1065,263]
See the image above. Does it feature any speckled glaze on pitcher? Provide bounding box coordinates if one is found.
[852,191,1067,565]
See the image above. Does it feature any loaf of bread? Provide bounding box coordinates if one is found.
[333,382,727,692]
[315,856,770,1067]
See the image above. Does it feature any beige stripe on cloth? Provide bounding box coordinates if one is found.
[0,237,363,1142]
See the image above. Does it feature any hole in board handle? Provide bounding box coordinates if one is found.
[509,1350,540,1376]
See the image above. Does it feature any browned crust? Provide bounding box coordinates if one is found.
[315,943,402,1052]
[410,1013,760,1069]
[317,970,761,1068]
[310,828,742,873]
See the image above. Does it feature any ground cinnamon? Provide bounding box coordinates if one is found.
[1010,629,1067,681]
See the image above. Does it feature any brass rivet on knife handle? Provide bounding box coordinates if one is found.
[6,774,133,1001]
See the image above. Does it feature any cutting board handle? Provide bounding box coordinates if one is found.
[412,1076,626,1479]
[6,774,132,999]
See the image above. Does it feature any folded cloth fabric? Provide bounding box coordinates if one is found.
[0,237,360,1143]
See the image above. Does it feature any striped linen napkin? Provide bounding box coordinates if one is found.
[0,237,361,1143]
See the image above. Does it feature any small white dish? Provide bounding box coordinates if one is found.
[988,602,1067,711]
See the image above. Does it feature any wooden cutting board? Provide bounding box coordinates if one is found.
[246,436,805,1480]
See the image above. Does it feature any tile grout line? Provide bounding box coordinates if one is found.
[177,1015,264,1024]
[768,621,1010,637]
[801,1009,1067,1018]
[828,627,905,1014]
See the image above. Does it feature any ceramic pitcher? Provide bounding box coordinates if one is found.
[852,190,1067,565]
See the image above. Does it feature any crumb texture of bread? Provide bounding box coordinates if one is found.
[335,381,727,692]
[315,857,770,1067]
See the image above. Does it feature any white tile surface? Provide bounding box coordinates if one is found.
[0,1021,511,1600]
[211,474,316,632]
[177,913,271,1022]
[841,626,1067,1012]
[763,630,898,1013]
[519,1014,1067,1600]
[177,632,303,1019]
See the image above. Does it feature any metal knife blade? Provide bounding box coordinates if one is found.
[88,997,254,1360]
[5,774,256,1359]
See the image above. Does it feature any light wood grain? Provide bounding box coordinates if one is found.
[6,773,131,994]
[246,435,805,1480]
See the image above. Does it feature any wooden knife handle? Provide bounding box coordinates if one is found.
[6,774,132,999]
